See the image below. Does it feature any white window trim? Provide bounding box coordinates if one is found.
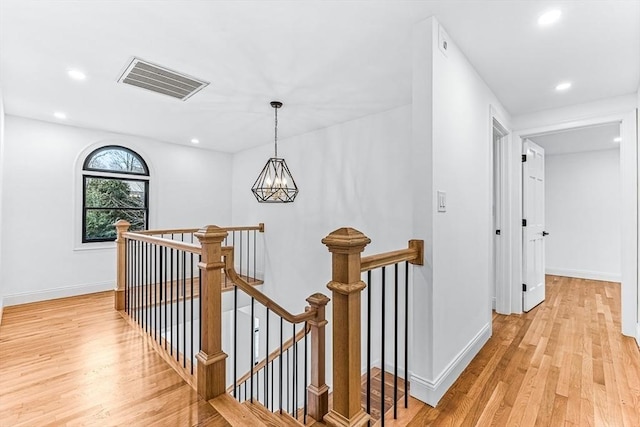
[73,140,156,251]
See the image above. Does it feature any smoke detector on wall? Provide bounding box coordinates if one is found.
[117,57,209,101]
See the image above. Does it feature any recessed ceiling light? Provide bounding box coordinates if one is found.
[538,9,562,26]
[555,82,572,91]
[614,137,622,142]
[191,138,200,144]
[67,69,86,80]
[53,111,67,120]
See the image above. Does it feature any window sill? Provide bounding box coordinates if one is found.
[73,241,116,252]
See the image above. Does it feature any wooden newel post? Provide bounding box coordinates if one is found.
[322,228,371,427]
[306,292,331,421]
[114,220,131,311]
[195,225,229,400]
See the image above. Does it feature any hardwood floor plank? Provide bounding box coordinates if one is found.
[0,292,225,426]
[392,276,640,426]
[2,276,639,426]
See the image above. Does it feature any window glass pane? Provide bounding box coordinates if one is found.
[84,209,146,241]
[85,177,147,209]
[86,147,147,175]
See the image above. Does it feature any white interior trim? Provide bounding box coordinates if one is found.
[511,111,637,337]
[491,106,513,314]
[546,268,621,283]
[3,281,114,306]
[410,322,491,406]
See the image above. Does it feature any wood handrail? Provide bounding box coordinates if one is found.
[228,323,311,393]
[135,223,265,236]
[222,247,317,324]
[360,239,424,272]
[123,231,202,254]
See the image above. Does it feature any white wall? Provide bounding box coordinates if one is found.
[1,116,232,305]
[411,17,510,405]
[545,149,621,281]
[231,105,413,388]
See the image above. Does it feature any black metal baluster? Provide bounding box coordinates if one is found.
[265,308,270,410]
[246,229,250,280]
[182,251,187,368]
[190,252,194,375]
[404,261,409,408]
[134,241,138,323]
[304,322,308,424]
[367,270,372,420]
[144,242,148,333]
[163,246,167,351]
[233,283,237,399]
[239,230,243,278]
[381,266,386,427]
[199,255,202,351]
[292,323,296,417]
[394,263,399,419]
[286,347,290,414]
[174,248,178,358]
[279,317,283,414]
[250,297,255,402]
[154,244,158,343]
[169,248,173,355]
[125,239,129,313]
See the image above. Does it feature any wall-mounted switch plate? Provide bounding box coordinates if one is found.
[437,191,446,212]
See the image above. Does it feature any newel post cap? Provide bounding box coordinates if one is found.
[114,219,131,231]
[194,225,228,243]
[306,292,330,307]
[322,227,371,254]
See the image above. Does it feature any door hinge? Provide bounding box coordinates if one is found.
[522,219,527,227]
[522,154,527,162]
[523,284,527,292]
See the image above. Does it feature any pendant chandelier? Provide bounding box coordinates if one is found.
[251,101,299,203]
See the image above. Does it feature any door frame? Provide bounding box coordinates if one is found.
[490,110,512,315]
[508,111,637,337]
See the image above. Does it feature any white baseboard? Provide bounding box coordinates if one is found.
[546,268,621,282]
[491,296,496,310]
[410,322,491,407]
[3,281,114,307]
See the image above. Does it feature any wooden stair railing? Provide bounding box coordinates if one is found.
[322,228,423,427]
[228,322,311,395]
[222,246,331,423]
[114,221,268,400]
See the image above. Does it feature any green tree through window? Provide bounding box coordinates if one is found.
[82,146,149,242]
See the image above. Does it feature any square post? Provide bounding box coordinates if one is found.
[195,225,228,400]
[114,220,130,311]
[306,292,331,421]
[322,228,371,427]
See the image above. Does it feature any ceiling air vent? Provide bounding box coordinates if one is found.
[118,58,209,101]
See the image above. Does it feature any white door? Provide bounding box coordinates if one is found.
[523,139,547,312]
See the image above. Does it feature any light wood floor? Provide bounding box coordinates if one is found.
[0,292,228,426]
[390,275,640,426]
[2,276,639,426]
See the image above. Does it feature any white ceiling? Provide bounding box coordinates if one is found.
[1,1,638,153]
[528,122,621,155]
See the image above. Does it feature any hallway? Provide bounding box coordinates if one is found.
[403,276,640,426]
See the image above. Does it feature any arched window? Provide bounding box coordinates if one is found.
[82,145,149,242]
